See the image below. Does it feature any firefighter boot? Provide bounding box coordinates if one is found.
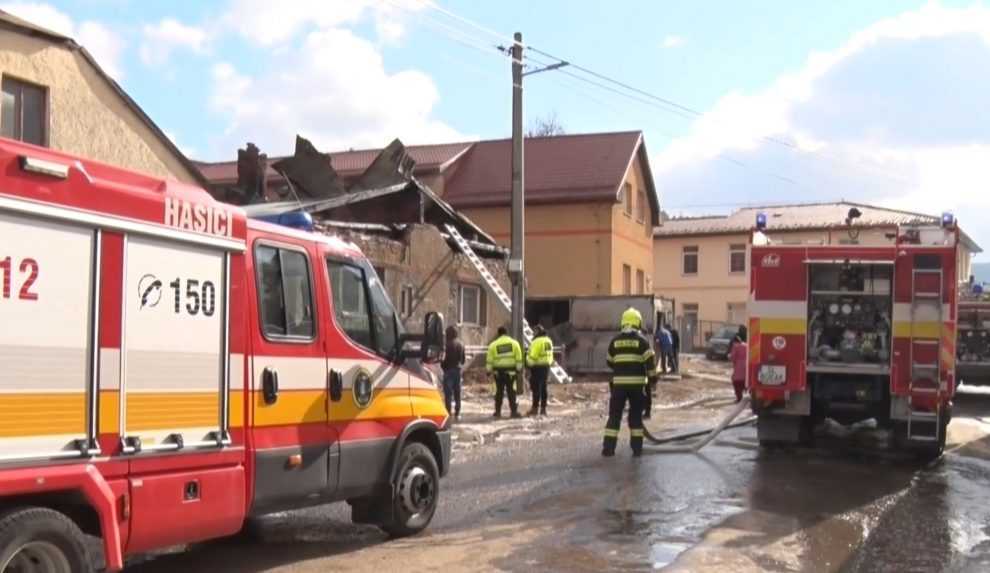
[631,432,644,457]
[602,432,618,457]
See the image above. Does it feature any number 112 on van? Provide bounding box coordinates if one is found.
[0,256,39,301]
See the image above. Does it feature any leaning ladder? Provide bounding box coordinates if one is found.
[906,267,944,442]
[444,224,572,383]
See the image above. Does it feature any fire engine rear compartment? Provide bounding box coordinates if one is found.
[806,261,895,424]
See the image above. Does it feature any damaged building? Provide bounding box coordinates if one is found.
[196,132,666,373]
[196,136,510,348]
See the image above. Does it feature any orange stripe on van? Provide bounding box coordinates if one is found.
[0,393,86,437]
[126,392,219,432]
[252,388,419,427]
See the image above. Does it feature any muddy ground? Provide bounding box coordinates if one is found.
[125,356,990,572]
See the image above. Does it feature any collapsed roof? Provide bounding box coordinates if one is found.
[219,135,503,256]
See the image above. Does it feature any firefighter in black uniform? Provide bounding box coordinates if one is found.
[602,307,658,458]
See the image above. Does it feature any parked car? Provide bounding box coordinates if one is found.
[706,325,744,360]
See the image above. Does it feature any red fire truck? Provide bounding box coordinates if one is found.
[748,213,960,460]
[957,282,990,385]
[0,139,450,571]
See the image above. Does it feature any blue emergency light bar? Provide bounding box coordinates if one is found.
[255,211,314,232]
[755,212,768,231]
[942,212,956,228]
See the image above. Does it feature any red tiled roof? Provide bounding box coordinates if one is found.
[655,201,982,253]
[194,141,473,185]
[194,131,659,223]
[443,131,645,209]
[656,202,940,237]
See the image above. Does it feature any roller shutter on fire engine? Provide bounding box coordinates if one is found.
[0,212,93,459]
[122,236,225,449]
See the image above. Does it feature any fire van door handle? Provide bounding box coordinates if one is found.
[262,368,279,405]
[329,369,343,402]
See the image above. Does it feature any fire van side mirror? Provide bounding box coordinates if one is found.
[422,311,445,364]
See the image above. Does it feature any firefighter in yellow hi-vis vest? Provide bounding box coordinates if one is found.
[526,325,554,417]
[487,326,523,418]
[603,307,658,458]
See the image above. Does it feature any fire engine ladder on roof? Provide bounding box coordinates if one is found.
[444,224,572,384]
[907,267,945,442]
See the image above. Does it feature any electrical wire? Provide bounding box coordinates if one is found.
[393,1,917,189]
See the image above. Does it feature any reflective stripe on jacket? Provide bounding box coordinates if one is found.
[486,335,523,372]
[526,335,554,367]
[605,328,657,385]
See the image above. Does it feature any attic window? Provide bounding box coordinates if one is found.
[636,189,646,223]
[1,76,47,147]
[622,183,633,217]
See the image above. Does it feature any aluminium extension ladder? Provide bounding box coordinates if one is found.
[906,267,945,443]
[444,224,572,384]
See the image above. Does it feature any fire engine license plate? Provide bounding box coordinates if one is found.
[758,365,787,385]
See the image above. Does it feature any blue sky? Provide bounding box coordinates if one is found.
[4,0,990,260]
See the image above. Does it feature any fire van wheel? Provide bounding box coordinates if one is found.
[0,507,92,573]
[381,443,440,538]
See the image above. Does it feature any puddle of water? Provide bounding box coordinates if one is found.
[652,540,692,569]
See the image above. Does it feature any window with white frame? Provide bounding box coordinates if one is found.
[622,183,633,216]
[729,244,746,274]
[459,284,482,325]
[636,189,646,223]
[683,246,699,275]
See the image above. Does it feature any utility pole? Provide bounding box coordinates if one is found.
[504,34,567,345]
[509,32,525,345]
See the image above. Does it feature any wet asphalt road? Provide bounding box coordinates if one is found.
[125,387,990,572]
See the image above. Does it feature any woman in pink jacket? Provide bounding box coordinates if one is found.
[729,329,748,403]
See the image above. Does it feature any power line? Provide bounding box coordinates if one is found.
[385,1,911,191]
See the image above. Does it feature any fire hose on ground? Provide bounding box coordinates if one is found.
[642,396,756,453]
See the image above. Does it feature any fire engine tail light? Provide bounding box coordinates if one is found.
[18,155,69,179]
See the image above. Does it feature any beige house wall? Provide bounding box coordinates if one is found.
[459,155,656,299]
[0,32,199,183]
[460,202,614,297]
[653,233,750,324]
[654,225,978,325]
[610,154,655,295]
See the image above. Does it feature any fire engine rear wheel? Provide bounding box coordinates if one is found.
[381,443,440,538]
[0,507,91,573]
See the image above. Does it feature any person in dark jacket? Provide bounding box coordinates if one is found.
[441,325,465,420]
[669,328,681,373]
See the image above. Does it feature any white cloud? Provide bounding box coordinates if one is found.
[662,35,685,49]
[222,0,425,46]
[654,3,990,257]
[140,18,208,66]
[208,27,464,158]
[0,2,125,78]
